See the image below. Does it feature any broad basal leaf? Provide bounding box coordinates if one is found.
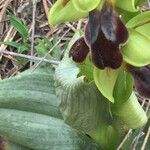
[0,109,99,150]
[55,32,111,133]
[0,65,62,119]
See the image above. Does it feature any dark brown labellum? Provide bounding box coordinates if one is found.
[127,64,150,98]
[85,2,128,69]
[69,37,90,63]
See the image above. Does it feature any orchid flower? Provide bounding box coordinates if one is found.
[48,0,150,136]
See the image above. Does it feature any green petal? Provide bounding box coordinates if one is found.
[72,0,101,12]
[114,0,139,12]
[135,22,150,40]
[126,11,150,29]
[48,0,88,26]
[121,29,150,67]
[94,67,120,103]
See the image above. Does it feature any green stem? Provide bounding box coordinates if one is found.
[89,123,119,150]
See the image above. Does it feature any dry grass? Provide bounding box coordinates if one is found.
[0,0,86,79]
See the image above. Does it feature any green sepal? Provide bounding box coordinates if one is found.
[72,0,101,12]
[126,11,150,29]
[121,29,150,67]
[112,92,147,129]
[114,0,139,12]
[114,0,146,12]
[48,0,88,26]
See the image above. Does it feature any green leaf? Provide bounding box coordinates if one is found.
[6,140,31,150]
[0,65,62,119]
[113,69,134,105]
[94,67,120,103]
[55,32,111,133]
[121,29,150,67]
[0,109,99,150]
[35,39,52,58]
[126,11,150,29]
[35,38,62,61]
[0,41,29,52]
[8,15,29,42]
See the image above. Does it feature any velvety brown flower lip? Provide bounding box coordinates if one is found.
[127,64,150,98]
[69,1,128,69]
[69,37,90,63]
[85,2,128,69]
